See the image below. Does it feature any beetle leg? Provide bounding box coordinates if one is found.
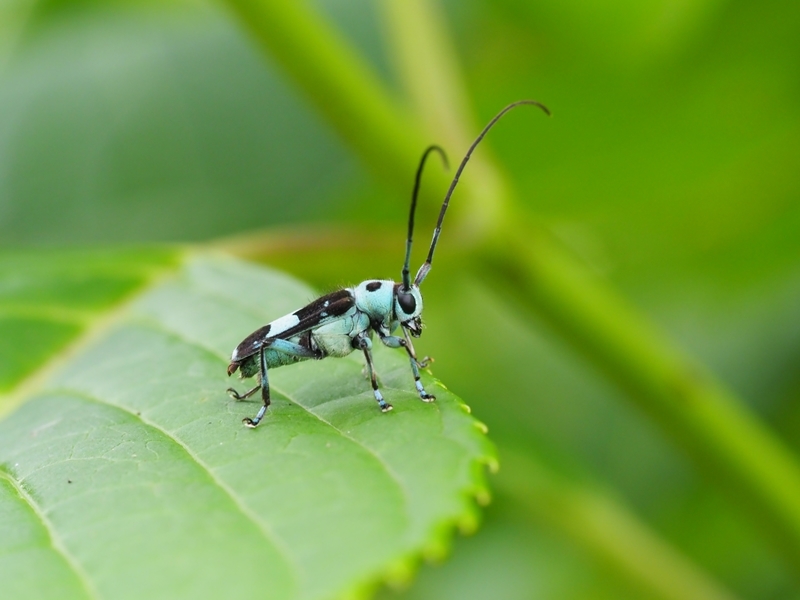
[227,384,260,401]
[240,339,322,428]
[243,347,271,428]
[401,327,434,369]
[355,334,392,412]
[377,328,436,403]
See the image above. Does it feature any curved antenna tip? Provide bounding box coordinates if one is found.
[419,99,550,279]
[514,99,551,117]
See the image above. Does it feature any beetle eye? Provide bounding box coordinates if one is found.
[397,292,417,315]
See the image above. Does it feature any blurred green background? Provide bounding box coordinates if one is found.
[2,0,800,598]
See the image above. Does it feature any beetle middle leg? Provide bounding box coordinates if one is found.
[355,334,392,412]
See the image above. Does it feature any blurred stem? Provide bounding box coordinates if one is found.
[482,216,800,567]
[0,0,37,72]
[380,0,513,241]
[217,0,431,199]
[498,449,740,600]
[214,0,800,571]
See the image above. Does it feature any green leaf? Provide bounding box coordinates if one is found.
[0,250,495,600]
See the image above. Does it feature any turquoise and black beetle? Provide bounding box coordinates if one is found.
[227,100,549,427]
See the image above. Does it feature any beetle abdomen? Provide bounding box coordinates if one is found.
[233,354,260,379]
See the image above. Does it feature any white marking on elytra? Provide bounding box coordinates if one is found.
[269,313,300,336]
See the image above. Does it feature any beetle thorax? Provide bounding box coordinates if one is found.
[353,280,395,321]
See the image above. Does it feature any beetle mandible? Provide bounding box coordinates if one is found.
[227,100,550,427]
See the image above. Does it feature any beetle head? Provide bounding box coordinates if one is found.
[394,284,423,336]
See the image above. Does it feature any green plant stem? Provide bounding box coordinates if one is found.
[482,217,800,566]
[380,0,800,573]
[380,0,512,241]
[0,0,36,73]
[498,449,740,600]
[217,0,425,195]
[214,0,800,569]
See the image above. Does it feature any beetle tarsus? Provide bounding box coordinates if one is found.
[227,385,259,401]
[417,356,434,369]
[244,403,268,428]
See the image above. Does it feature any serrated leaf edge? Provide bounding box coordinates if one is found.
[1,250,498,600]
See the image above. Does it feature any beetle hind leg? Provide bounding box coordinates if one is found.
[239,339,321,428]
[243,348,271,428]
[227,384,260,401]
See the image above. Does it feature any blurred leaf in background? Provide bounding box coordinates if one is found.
[0,0,365,243]
[2,0,800,599]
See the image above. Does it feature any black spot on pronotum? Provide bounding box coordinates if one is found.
[366,281,382,292]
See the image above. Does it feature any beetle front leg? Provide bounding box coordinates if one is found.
[355,334,392,412]
[401,327,434,370]
[379,329,436,403]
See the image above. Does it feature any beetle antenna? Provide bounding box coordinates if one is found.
[414,100,550,286]
[402,145,449,290]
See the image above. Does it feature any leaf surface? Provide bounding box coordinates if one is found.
[0,251,494,600]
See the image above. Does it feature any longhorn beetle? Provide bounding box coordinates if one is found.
[227,100,550,427]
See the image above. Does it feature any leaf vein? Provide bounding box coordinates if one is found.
[0,467,98,600]
[273,381,413,535]
[52,387,303,597]
[135,318,415,543]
